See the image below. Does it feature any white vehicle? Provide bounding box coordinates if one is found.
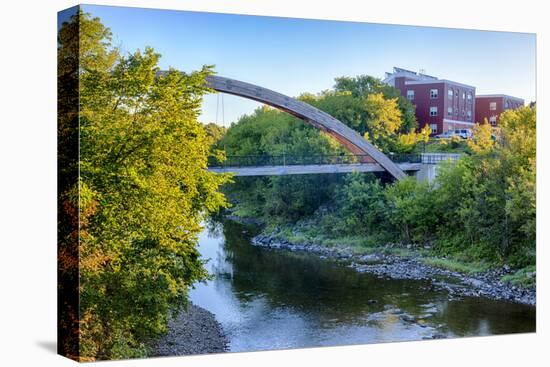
[435,129,472,139]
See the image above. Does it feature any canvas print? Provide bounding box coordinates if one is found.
[57,5,536,361]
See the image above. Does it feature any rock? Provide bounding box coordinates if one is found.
[400,314,416,323]
[152,303,228,356]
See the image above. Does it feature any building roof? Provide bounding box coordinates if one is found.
[383,66,475,89]
[382,66,437,85]
[404,79,476,89]
[476,94,525,102]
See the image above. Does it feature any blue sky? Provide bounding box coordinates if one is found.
[80,5,536,126]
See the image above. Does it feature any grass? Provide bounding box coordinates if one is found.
[501,266,536,287]
[421,257,489,274]
[232,211,510,279]
[414,138,469,154]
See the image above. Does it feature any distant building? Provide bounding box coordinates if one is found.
[383,67,476,135]
[475,94,524,126]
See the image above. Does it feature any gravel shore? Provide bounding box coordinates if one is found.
[152,303,228,357]
[252,233,536,306]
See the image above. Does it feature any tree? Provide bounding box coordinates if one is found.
[395,124,431,153]
[467,121,495,154]
[364,93,402,151]
[219,106,344,223]
[59,11,230,360]
[384,178,436,243]
[334,173,388,236]
[432,106,536,265]
[334,74,418,132]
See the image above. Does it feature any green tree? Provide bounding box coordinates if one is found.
[59,11,229,360]
[334,173,389,236]
[432,106,536,265]
[334,74,418,132]
[384,178,436,243]
[467,121,495,154]
[219,106,344,223]
[363,93,403,151]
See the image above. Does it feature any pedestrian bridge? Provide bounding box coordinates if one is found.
[203,75,407,180]
[208,153,460,178]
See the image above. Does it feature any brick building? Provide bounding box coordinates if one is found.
[475,94,524,126]
[383,67,476,135]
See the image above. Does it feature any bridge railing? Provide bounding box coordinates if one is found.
[208,153,422,168]
[420,153,462,165]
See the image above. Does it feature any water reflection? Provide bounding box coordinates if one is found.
[189,220,535,352]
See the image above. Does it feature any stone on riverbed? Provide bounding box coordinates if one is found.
[151,303,228,356]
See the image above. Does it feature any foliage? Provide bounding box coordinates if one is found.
[59,11,229,360]
[333,74,418,133]
[333,173,388,236]
[219,105,345,224]
[467,121,495,153]
[300,82,425,154]
[501,265,536,287]
[415,137,469,153]
[383,178,436,243]
[363,93,403,151]
[421,257,489,274]
[396,125,431,153]
[430,106,536,265]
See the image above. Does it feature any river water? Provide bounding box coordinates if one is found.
[189,220,535,353]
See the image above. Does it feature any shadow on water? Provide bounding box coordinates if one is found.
[191,219,535,352]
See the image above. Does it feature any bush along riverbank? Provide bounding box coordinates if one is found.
[219,106,536,308]
[151,303,228,357]
[249,220,535,306]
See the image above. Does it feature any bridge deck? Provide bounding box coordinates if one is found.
[209,162,422,176]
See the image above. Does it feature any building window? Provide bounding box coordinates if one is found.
[490,102,497,111]
[430,89,438,99]
[462,92,466,99]
[448,89,453,99]
[429,124,438,133]
[467,93,472,100]
[430,106,438,116]
[447,107,453,116]
[489,116,497,126]
[467,110,472,118]
[406,90,414,100]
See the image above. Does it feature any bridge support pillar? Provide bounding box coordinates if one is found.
[415,164,439,183]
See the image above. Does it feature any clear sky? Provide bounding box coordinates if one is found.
[81,5,536,126]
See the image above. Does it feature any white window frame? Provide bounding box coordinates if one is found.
[489,116,497,126]
[490,102,497,111]
[430,106,438,116]
[430,89,439,99]
[448,89,453,99]
[467,93,472,100]
[406,90,414,100]
[447,107,453,116]
[429,124,438,134]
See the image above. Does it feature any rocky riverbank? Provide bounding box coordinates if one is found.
[252,233,536,306]
[151,303,228,357]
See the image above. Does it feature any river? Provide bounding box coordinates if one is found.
[189,220,535,353]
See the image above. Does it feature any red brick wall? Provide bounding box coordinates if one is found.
[395,77,474,134]
[475,96,524,126]
[475,97,503,125]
